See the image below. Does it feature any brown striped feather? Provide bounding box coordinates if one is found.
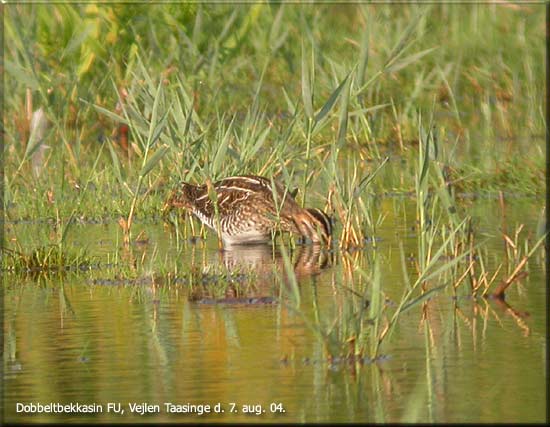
[166,175,332,246]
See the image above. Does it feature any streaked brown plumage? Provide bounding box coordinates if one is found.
[164,175,332,246]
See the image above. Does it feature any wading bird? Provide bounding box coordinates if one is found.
[164,175,332,247]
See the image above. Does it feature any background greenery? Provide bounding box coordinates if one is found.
[4,3,545,224]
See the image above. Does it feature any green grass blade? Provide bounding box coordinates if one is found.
[249,125,271,159]
[5,59,40,90]
[419,127,431,186]
[301,41,314,119]
[314,70,351,126]
[211,115,235,177]
[357,9,370,89]
[148,108,170,148]
[357,157,389,194]
[269,4,287,52]
[399,283,447,315]
[385,7,429,67]
[107,138,126,184]
[85,100,128,124]
[147,80,164,146]
[140,144,170,178]
[337,69,352,147]
[282,87,297,115]
[387,47,438,73]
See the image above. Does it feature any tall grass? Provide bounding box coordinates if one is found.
[4,5,544,225]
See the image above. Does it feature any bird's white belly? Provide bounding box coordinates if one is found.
[222,230,270,246]
[192,208,272,245]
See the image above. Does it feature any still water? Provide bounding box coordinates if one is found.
[3,196,546,423]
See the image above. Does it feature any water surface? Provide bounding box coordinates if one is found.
[3,197,546,423]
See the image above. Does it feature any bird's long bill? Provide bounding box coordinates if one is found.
[162,190,180,216]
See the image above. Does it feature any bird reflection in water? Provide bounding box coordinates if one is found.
[190,244,333,304]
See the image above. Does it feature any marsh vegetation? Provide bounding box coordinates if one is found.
[3,3,546,423]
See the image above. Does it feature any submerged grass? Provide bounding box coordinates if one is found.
[2,245,94,274]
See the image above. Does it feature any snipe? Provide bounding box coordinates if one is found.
[164,175,332,246]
